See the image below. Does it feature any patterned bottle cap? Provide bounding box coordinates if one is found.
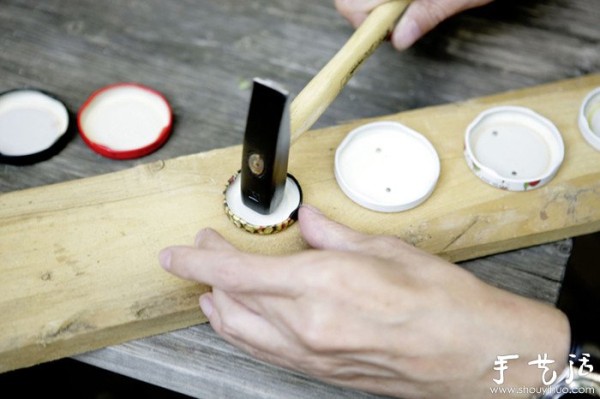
[578,87,600,151]
[464,106,564,191]
[224,171,302,234]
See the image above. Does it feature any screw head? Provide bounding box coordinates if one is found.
[248,153,265,176]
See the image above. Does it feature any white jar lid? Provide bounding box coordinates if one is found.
[0,89,72,165]
[334,121,440,213]
[578,87,600,151]
[464,106,564,191]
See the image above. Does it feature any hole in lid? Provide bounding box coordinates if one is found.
[492,130,499,136]
[375,147,382,153]
[512,171,517,176]
[385,187,392,193]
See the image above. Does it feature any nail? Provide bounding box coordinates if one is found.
[200,294,214,318]
[348,11,367,28]
[159,249,172,270]
[301,204,322,215]
[393,17,421,50]
[195,228,209,247]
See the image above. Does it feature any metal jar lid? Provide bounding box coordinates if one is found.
[464,106,564,191]
[0,89,73,165]
[78,83,173,159]
[334,121,440,212]
[224,171,302,234]
[578,87,600,151]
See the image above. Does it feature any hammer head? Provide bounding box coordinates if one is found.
[240,78,290,215]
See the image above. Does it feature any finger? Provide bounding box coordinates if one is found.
[299,205,412,261]
[159,246,298,296]
[334,0,390,14]
[203,290,300,368]
[299,205,365,251]
[392,0,493,50]
[194,228,236,251]
[347,12,368,28]
[334,0,389,27]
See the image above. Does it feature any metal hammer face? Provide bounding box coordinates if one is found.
[240,78,290,215]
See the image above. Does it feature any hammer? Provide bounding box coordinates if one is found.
[225,1,411,232]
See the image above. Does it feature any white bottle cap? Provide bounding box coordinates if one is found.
[578,87,600,151]
[0,89,72,165]
[334,121,440,212]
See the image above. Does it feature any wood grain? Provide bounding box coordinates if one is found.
[1,74,599,373]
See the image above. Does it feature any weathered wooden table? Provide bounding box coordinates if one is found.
[1,0,598,397]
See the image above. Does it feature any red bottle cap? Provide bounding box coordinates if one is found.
[78,83,173,159]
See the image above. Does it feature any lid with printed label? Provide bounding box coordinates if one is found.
[579,87,600,151]
[464,106,564,191]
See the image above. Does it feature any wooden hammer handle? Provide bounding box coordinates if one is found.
[290,0,411,143]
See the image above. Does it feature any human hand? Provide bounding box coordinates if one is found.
[334,0,494,50]
[159,205,570,398]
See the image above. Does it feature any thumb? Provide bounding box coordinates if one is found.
[392,0,492,50]
[334,0,390,27]
[298,205,364,252]
[298,205,409,260]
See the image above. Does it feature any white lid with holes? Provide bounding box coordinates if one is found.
[464,106,564,191]
[334,121,440,213]
[578,87,600,151]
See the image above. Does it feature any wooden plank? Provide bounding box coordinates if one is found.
[1,74,599,373]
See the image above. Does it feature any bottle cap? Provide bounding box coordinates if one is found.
[0,89,73,165]
[78,83,173,159]
[578,87,600,151]
[464,106,564,191]
[334,121,440,212]
[224,171,302,234]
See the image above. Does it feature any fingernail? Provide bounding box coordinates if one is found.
[393,17,421,50]
[339,0,359,8]
[200,294,214,318]
[301,204,323,215]
[194,228,209,247]
[159,249,172,270]
[348,12,367,28]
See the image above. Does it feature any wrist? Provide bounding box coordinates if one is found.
[531,317,600,398]
[484,300,571,397]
